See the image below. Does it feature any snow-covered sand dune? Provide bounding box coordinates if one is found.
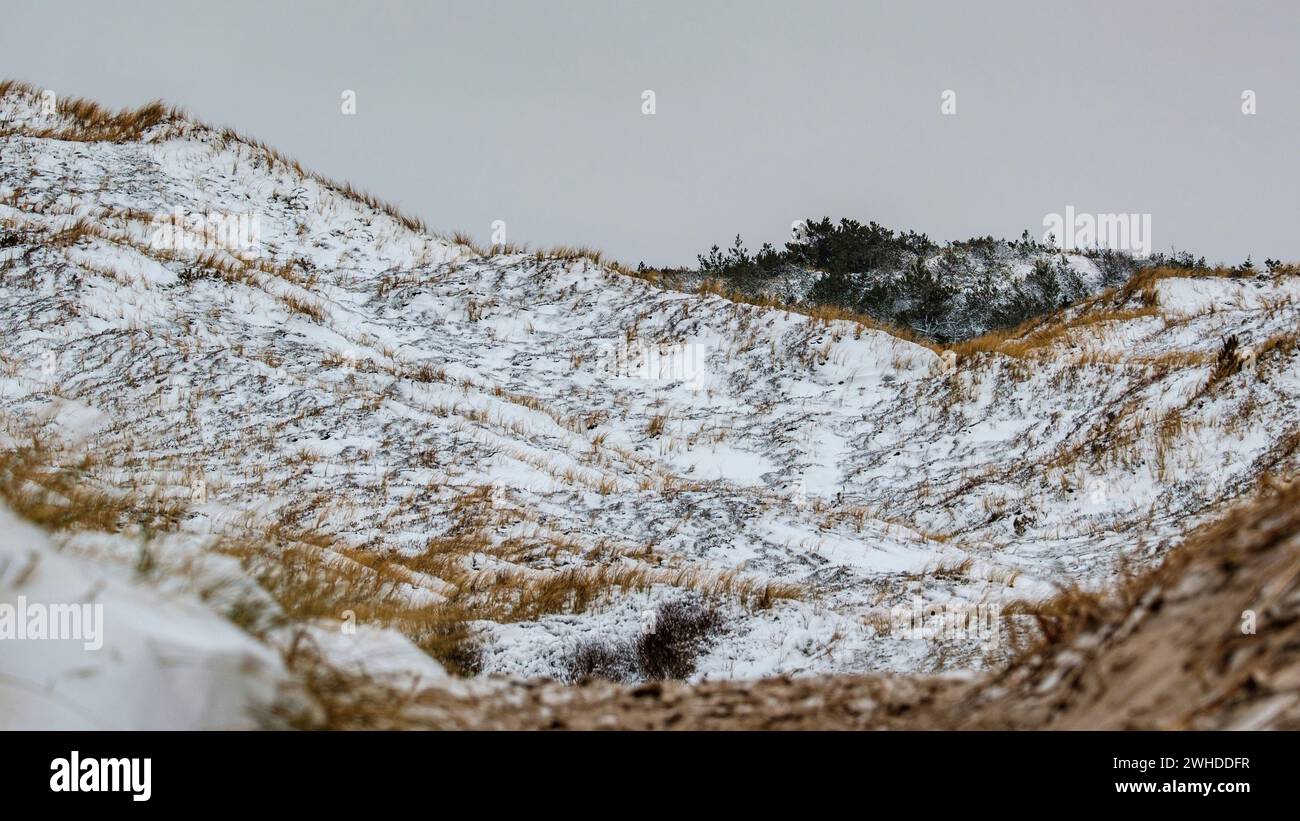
[2,82,1298,726]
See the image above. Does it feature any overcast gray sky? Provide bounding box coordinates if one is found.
[3,0,1297,266]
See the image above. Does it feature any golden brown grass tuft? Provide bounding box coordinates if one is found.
[0,436,185,534]
[1,79,178,142]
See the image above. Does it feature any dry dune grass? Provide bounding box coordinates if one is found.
[682,275,940,350]
[1,80,427,235]
[208,485,798,674]
[950,266,1256,365]
[0,80,178,143]
[1109,262,1241,307]
[303,479,1300,729]
[212,531,483,675]
[0,435,185,534]
[0,420,799,679]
